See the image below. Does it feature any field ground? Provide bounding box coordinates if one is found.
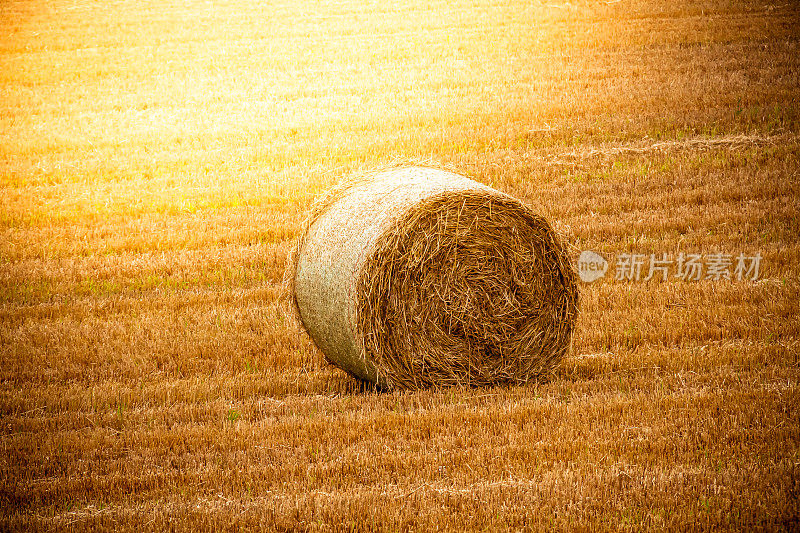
[2,0,799,530]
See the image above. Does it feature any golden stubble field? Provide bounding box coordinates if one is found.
[1,0,799,530]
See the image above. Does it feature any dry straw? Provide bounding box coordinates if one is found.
[286,167,578,390]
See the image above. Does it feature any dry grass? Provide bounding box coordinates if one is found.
[1,0,799,530]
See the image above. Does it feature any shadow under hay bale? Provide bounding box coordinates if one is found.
[286,167,579,390]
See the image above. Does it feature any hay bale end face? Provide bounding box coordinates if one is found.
[290,167,579,390]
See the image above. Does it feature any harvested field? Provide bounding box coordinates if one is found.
[1,0,799,530]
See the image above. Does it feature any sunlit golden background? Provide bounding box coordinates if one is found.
[2,0,799,529]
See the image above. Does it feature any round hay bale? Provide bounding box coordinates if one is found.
[287,166,578,390]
